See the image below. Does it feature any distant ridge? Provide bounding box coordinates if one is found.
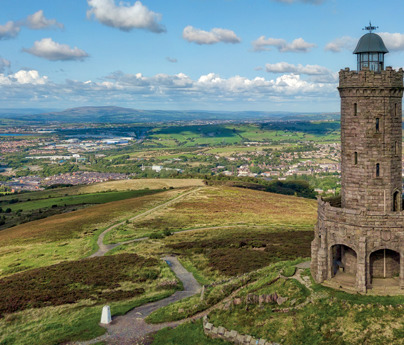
[0,106,340,124]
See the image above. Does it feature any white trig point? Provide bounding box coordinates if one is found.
[100,305,112,324]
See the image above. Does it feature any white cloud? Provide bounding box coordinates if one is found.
[166,57,178,63]
[252,36,316,52]
[325,36,356,52]
[266,62,331,75]
[0,11,63,40]
[0,21,21,40]
[0,69,337,108]
[25,10,64,30]
[183,26,241,45]
[23,38,89,61]
[0,69,48,85]
[379,32,404,52]
[325,33,404,53]
[87,0,165,33]
[0,57,11,73]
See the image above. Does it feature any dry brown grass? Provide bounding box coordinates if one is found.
[77,178,204,194]
[0,189,182,245]
[0,189,186,278]
[128,186,317,232]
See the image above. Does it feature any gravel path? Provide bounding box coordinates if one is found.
[70,189,205,345]
[71,188,271,344]
[74,256,201,345]
[90,188,199,257]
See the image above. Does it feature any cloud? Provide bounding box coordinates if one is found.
[0,68,337,109]
[0,21,21,40]
[252,36,316,52]
[166,57,178,63]
[183,26,241,45]
[325,36,356,52]
[379,32,404,52]
[0,69,48,85]
[265,62,331,75]
[23,38,89,61]
[0,57,11,73]
[0,11,63,40]
[87,0,165,33]
[325,33,404,53]
[272,0,324,3]
[25,10,64,30]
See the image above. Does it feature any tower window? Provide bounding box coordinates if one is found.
[376,163,380,177]
[375,118,380,132]
[354,103,357,116]
[395,141,399,155]
[393,191,400,212]
[354,152,358,165]
[394,103,397,117]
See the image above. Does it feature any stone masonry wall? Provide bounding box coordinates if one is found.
[311,198,404,291]
[338,67,403,212]
[370,249,400,278]
[203,315,279,345]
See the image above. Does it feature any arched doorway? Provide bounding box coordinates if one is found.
[370,249,400,286]
[331,245,357,287]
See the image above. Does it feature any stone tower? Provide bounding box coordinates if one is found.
[311,24,404,293]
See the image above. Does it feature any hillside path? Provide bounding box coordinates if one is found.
[90,188,199,257]
[76,187,275,344]
[74,255,201,345]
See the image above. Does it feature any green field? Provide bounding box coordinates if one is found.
[6,189,163,212]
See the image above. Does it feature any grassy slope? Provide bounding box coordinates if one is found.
[6,189,163,212]
[0,178,204,203]
[0,188,184,278]
[104,186,317,244]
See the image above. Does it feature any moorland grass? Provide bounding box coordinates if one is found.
[0,189,183,277]
[6,189,164,212]
[0,253,180,345]
[0,290,176,345]
[104,186,317,244]
[207,264,404,345]
[150,320,232,345]
[0,254,172,316]
[0,178,204,203]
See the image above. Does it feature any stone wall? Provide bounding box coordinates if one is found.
[338,67,403,213]
[341,246,357,275]
[370,249,400,278]
[311,198,404,291]
[203,316,279,345]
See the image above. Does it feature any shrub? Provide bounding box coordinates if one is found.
[0,254,158,317]
[150,232,165,239]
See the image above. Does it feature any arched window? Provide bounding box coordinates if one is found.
[393,191,400,212]
[375,118,380,132]
[354,152,358,165]
[354,103,357,116]
[376,163,380,177]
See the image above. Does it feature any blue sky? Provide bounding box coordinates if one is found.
[1,0,404,112]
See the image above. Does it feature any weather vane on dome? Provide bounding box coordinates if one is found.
[363,21,378,33]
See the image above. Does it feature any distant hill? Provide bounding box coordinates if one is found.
[0,106,340,124]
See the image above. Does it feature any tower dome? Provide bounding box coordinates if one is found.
[353,24,388,72]
[353,33,388,54]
